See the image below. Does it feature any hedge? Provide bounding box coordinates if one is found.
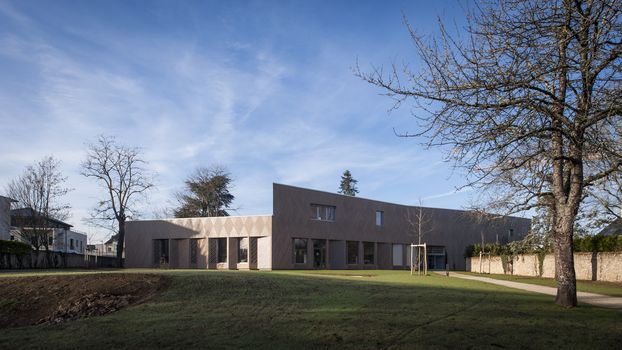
[0,240,32,255]
[574,235,622,253]
[465,235,622,257]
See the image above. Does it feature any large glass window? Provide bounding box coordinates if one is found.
[217,238,227,263]
[347,241,359,264]
[375,211,384,226]
[294,238,308,264]
[313,239,326,269]
[238,238,248,263]
[153,239,169,265]
[190,239,198,264]
[363,242,375,264]
[310,204,336,221]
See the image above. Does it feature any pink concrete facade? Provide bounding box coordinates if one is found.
[126,184,530,270]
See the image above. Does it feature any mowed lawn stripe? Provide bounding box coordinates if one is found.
[0,270,620,349]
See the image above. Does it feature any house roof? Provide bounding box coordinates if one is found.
[10,208,73,229]
[105,234,118,245]
[0,196,17,203]
[597,218,622,236]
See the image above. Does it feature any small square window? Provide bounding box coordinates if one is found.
[375,211,384,226]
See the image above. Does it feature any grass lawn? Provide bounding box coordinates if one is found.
[1,269,621,349]
[463,272,622,297]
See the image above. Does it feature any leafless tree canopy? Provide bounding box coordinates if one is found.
[81,135,154,265]
[358,0,622,307]
[6,156,71,251]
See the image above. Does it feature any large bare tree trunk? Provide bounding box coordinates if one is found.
[117,220,125,268]
[553,214,577,307]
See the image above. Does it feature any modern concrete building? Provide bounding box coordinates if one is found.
[126,184,531,270]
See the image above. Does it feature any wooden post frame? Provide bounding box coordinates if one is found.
[410,243,427,276]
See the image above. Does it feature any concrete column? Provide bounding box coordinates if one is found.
[325,239,330,269]
[228,237,238,269]
[307,238,313,269]
[358,241,364,269]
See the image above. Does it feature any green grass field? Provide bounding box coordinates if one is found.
[464,272,622,297]
[1,269,621,349]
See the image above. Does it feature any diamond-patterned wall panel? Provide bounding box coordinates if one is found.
[136,215,273,239]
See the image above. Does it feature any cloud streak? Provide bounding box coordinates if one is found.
[0,1,475,242]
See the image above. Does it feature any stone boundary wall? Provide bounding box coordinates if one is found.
[466,252,622,282]
[0,251,119,269]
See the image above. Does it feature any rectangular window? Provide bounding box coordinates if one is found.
[153,239,169,265]
[310,204,336,221]
[347,241,359,264]
[48,236,53,245]
[363,242,375,264]
[293,238,308,264]
[375,211,384,226]
[190,239,198,264]
[70,238,74,250]
[238,238,248,263]
[217,238,227,263]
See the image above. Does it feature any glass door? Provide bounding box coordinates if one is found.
[313,239,326,269]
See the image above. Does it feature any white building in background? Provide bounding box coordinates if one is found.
[10,208,87,254]
[88,234,121,257]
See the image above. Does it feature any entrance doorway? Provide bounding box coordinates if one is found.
[426,246,447,270]
[313,239,326,269]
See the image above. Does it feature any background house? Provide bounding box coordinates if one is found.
[88,234,121,257]
[0,196,16,241]
[10,208,87,254]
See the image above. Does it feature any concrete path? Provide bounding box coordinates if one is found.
[438,272,622,310]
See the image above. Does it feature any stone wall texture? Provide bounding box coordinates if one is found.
[466,252,622,282]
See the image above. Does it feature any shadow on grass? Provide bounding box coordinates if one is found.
[0,270,620,349]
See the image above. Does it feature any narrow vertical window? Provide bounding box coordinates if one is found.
[190,239,198,264]
[217,238,227,263]
[363,242,375,264]
[238,238,248,263]
[294,238,308,264]
[375,211,384,226]
[347,241,359,264]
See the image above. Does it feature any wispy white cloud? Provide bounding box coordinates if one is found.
[0,1,471,242]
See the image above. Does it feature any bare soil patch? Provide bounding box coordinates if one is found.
[0,273,167,328]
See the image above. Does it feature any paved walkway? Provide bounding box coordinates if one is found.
[438,272,622,310]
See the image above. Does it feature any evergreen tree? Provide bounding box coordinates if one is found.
[174,166,234,217]
[338,170,359,196]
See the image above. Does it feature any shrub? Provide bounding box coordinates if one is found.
[466,235,622,257]
[0,240,32,255]
[574,235,622,252]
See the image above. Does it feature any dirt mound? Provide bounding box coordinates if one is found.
[0,273,167,328]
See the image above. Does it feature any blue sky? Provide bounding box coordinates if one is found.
[0,0,480,243]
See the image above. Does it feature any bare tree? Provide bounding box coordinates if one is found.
[81,135,154,267]
[6,156,71,257]
[463,207,507,273]
[406,199,434,273]
[580,175,622,231]
[358,0,622,307]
